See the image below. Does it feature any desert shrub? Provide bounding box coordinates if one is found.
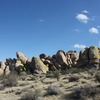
[61,68,70,74]
[86,67,97,77]
[95,71,100,82]
[0,75,5,80]
[46,86,63,95]
[93,93,100,100]
[3,73,18,87]
[61,67,85,75]
[68,84,100,100]
[46,70,61,81]
[46,71,55,78]
[34,89,43,97]
[0,85,5,90]
[69,76,79,82]
[21,90,42,100]
[21,92,35,100]
[69,67,85,74]
[32,73,40,80]
[53,70,61,81]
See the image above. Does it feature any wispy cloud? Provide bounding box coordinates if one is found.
[38,19,44,23]
[89,27,99,34]
[91,16,96,21]
[74,44,86,49]
[97,25,100,28]
[82,10,89,14]
[74,29,80,32]
[76,14,89,23]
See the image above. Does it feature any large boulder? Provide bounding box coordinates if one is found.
[6,58,15,72]
[43,59,57,71]
[0,62,6,70]
[39,53,47,59]
[16,52,31,65]
[89,46,100,60]
[77,46,100,69]
[66,53,72,67]
[79,47,89,61]
[55,50,68,68]
[30,57,48,74]
[77,47,89,67]
[15,59,25,74]
[0,62,10,75]
[87,46,100,69]
[66,51,79,67]
[4,66,10,75]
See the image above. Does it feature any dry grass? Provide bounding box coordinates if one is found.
[95,70,100,82]
[21,89,43,100]
[53,70,61,81]
[3,73,18,87]
[46,86,63,96]
[67,84,100,100]
[0,66,100,100]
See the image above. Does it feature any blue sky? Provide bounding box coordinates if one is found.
[0,0,100,61]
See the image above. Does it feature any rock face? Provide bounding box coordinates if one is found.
[66,51,79,67]
[0,62,6,70]
[16,52,30,65]
[0,46,100,76]
[77,46,100,69]
[4,66,10,75]
[55,50,68,67]
[30,56,48,74]
[0,62,10,75]
[0,47,100,100]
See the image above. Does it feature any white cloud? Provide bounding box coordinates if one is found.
[74,29,80,32]
[82,10,89,14]
[76,14,89,23]
[74,44,86,49]
[89,27,99,34]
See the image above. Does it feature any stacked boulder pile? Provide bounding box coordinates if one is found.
[66,51,79,67]
[77,46,100,69]
[0,46,100,76]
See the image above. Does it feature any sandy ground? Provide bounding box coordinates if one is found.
[0,69,100,100]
